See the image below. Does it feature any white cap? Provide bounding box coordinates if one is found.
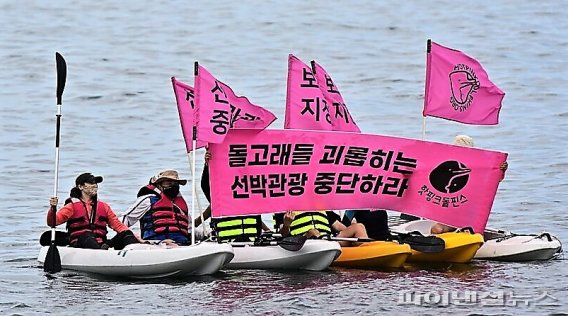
[453,135,474,147]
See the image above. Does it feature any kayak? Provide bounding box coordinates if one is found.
[227,239,341,271]
[37,242,234,279]
[390,219,484,263]
[474,228,563,261]
[331,241,412,269]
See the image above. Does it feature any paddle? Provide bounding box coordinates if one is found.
[44,52,66,273]
[243,234,307,252]
[390,231,445,253]
[274,235,307,251]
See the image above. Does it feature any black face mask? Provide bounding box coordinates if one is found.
[163,185,180,198]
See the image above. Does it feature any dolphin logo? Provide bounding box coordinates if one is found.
[429,161,471,193]
[449,70,479,105]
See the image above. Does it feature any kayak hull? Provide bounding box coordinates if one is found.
[475,230,562,261]
[390,219,484,263]
[332,241,412,269]
[227,240,341,271]
[38,242,234,279]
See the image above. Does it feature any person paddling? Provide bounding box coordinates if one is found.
[47,173,139,249]
[122,169,191,245]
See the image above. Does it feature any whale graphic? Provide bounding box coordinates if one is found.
[429,161,471,194]
[449,70,479,105]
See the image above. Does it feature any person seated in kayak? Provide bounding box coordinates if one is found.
[430,135,509,234]
[47,173,140,250]
[122,169,191,245]
[342,209,392,241]
[275,210,368,246]
[195,151,271,242]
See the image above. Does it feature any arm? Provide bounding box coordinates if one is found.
[46,197,74,226]
[278,211,295,237]
[121,195,152,227]
[194,205,212,227]
[105,203,130,233]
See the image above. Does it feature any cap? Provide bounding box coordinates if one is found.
[150,169,187,185]
[75,173,103,186]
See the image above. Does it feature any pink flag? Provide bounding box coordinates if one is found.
[194,64,231,144]
[218,80,277,130]
[423,40,505,125]
[312,61,361,133]
[285,54,333,131]
[171,77,207,152]
[208,129,507,233]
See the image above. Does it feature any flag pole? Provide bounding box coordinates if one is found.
[191,62,199,245]
[422,39,432,141]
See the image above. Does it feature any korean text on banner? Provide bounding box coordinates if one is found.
[208,129,507,233]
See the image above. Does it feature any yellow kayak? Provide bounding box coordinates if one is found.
[405,231,484,263]
[331,241,412,269]
[390,219,485,264]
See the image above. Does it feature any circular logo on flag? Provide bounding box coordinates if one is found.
[449,64,479,112]
[429,160,471,193]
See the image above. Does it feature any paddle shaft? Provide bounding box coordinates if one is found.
[329,236,374,243]
[44,52,66,273]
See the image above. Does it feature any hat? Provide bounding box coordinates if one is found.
[75,173,103,186]
[150,170,187,185]
[453,135,474,147]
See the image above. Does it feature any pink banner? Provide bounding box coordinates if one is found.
[423,40,505,125]
[208,129,507,233]
[312,61,361,133]
[194,64,231,144]
[285,54,333,131]
[172,77,207,152]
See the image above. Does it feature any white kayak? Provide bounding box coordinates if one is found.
[226,240,342,271]
[38,242,234,279]
[475,228,563,261]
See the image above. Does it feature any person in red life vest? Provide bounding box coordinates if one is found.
[47,173,140,249]
[122,169,190,245]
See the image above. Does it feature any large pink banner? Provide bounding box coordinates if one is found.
[312,61,361,133]
[423,40,505,125]
[208,129,507,233]
[194,65,231,144]
[284,54,333,131]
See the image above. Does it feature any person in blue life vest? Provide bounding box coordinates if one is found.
[122,169,191,245]
[429,135,508,234]
[194,150,272,242]
[275,210,368,247]
[47,173,140,249]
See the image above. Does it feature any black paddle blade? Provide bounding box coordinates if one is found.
[400,234,445,253]
[55,52,67,105]
[44,243,62,273]
[277,235,307,251]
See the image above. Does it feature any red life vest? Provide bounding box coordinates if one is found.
[140,185,190,239]
[65,198,109,245]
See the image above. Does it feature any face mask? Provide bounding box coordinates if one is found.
[163,185,180,198]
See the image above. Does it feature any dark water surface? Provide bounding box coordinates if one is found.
[1,0,567,315]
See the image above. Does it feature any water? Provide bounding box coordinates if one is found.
[1,0,567,314]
